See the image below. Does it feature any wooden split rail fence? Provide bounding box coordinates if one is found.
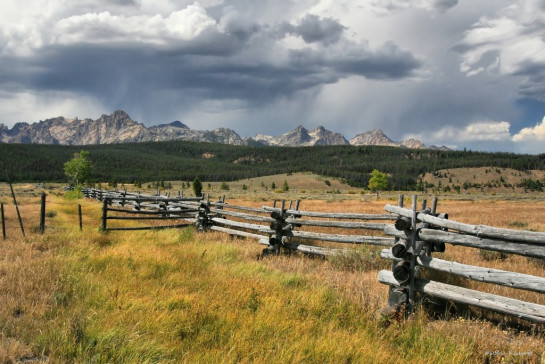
[82,188,545,325]
[82,188,396,256]
[380,194,545,324]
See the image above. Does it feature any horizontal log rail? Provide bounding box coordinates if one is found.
[211,217,271,234]
[208,207,275,223]
[289,230,394,246]
[285,217,387,230]
[84,189,200,203]
[381,249,545,294]
[210,201,270,214]
[384,225,545,259]
[106,215,196,221]
[385,204,545,245]
[105,223,194,231]
[264,206,395,220]
[210,225,267,240]
[379,270,545,324]
[106,207,199,215]
[417,228,545,259]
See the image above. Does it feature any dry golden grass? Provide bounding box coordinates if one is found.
[1,183,545,363]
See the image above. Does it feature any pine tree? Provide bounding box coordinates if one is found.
[193,177,203,197]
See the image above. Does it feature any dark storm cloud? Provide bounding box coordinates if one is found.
[513,61,545,101]
[282,14,346,45]
[1,14,422,112]
[331,41,422,79]
[380,0,459,13]
[433,0,459,12]
[3,0,542,153]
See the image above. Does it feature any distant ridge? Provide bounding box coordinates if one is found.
[0,110,446,149]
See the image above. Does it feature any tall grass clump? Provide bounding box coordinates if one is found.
[329,245,388,272]
[63,185,84,200]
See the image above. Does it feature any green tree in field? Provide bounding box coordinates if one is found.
[368,169,388,199]
[64,150,92,186]
[283,180,289,192]
[193,177,203,197]
[220,181,230,191]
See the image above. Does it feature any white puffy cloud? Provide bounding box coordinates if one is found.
[407,120,512,145]
[513,116,545,142]
[404,117,545,154]
[455,121,512,141]
[53,4,218,46]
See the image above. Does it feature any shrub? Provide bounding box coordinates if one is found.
[64,186,84,200]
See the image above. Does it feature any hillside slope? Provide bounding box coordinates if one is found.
[1,141,544,190]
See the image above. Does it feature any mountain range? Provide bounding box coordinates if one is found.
[0,110,446,149]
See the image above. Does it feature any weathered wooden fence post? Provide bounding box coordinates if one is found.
[1,203,5,239]
[196,201,211,231]
[385,195,409,312]
[266,200,293,255]
[78,204,83,231]
[39,192,46,234]
[101,198,109,231]
[5,171,25,237]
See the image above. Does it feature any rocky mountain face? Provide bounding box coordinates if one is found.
[0,110,246,145]
[349,129,398,147]
[348,129,444,149]
[0,110,442,149]
[251,126,349,146]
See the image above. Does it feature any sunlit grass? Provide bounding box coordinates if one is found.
[0,190,544,363]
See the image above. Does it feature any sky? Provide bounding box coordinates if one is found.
[1,0,545,154]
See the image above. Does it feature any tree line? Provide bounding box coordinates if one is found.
[1,141,544,191]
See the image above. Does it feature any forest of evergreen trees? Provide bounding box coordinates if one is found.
[1,141,544,190]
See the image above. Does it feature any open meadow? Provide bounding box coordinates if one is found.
[1,174,545,363]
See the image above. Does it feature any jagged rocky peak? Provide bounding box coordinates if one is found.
[96,109,138,129]
[349,129,429,149]
[279,125,312,146]
[350,129,397,146]
[309,126,349,146]
[208,128,246,145]
[252,125,348,146]
[401,138,424,149]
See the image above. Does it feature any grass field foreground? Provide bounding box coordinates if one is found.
[0,190,544,363]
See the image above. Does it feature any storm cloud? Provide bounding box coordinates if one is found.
[0,0,544,153]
